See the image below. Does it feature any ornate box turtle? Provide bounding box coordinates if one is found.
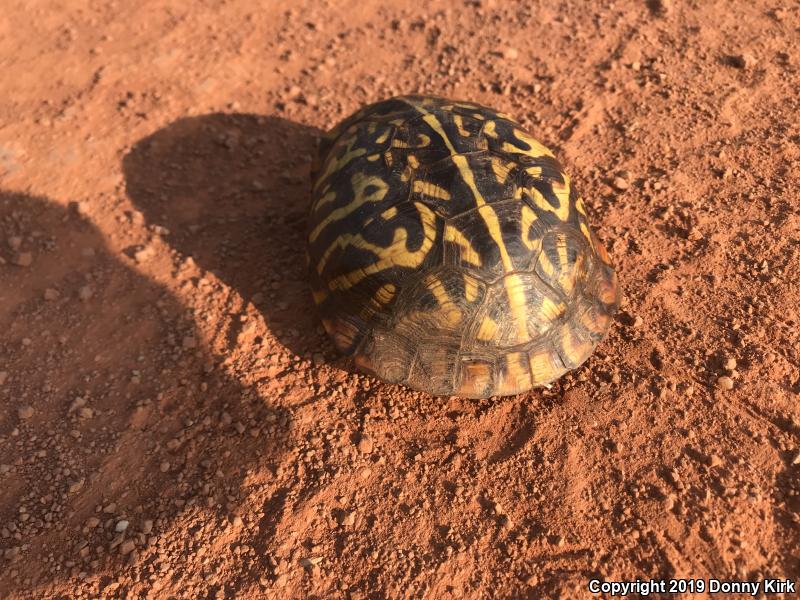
[306,95,619,398]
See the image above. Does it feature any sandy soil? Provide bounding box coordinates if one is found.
[1,0,799,598]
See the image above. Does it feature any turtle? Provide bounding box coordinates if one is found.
[306,95,619,398]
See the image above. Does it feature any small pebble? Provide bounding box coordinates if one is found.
[724,357,737,371]
[717,376,734,391]
[357,435,374,454]
[728,53,757,69]
[613,177,630,191]
[115,520,129,532]
[12,252,33,267]
[502,47,519,60]
[119,539,136,555]
[85,517,100,528]
[17,406,34,420]
[78,286,93,301]
[43,288,60,301]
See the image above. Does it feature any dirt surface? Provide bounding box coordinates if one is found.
[1,0,799,598]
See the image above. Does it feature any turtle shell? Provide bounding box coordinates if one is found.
[306,95,619,398]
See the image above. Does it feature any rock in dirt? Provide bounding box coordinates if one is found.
[717,376,734,391]
[12,252,33,267]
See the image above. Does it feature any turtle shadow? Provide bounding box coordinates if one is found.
[121,113,327,362]
[0,190,291,596]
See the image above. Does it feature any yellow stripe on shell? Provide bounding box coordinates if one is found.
[457,361,492,396]
[483,120,498,138]
[464,275,479,302]
[327,202,438,291]
[413,179,452,200]
[537,249,556,277]
[520,204,539,251]
[503,351,532,390]
[490,156,513,183]
[580,222,593,247]
[375,128,392,144]
[551,174,572,221]
[503,128,555,159]
[361,283,397,318]
[312,189,337,213]
[424,274,461,326]
[559,325,594,368]
[556,232,569,269]
[529,350,559,384]
[476,316,498,340]
[579,304,611,335]
[309,173,389,243]
[392,133,431,148]
[418,107,529,343]
[381,207,398,220]
[541,297,566,323]
[528,185,570,222]
[313,134,366,192]
[525,165,543,178]
[444,224,482,267]
[453,115,471,137]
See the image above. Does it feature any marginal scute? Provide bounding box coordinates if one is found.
[308,95,619,397]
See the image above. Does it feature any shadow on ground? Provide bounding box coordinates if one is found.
[0,188,291,596]
[122,113,325,360]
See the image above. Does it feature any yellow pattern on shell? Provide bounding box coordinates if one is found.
[476,316,498,340]
[424,274,462,326]
[503,351,532,390]
[528,185,570,222]
[444,224,482,267]
[417,106,530,343]
[381,206,398,220]
[529,350,558,384]
[580,222,594,247]
[453,115,471,137]
[463,275,479,302]
[375,128,392,144]
[504,128,555,159]
[559,325,593,367]
[413,179,452,200]
[312,189,337,213]
[327,202,438,291]
[490,156,513,183]
[537,250,555,277]
[311,288,329,304]
[392,133,431,148]
[520,204,539,251]
[313,134,366,192]
[309,173,389,243]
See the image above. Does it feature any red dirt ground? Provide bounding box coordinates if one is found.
[1,0,799,598]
